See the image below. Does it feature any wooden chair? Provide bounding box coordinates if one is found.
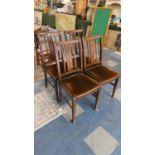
[54,39,101,123]
[34,28,42,66]
[83,35,120,100]
[34,28,49,65]
[64,29,84,40]
[36,32,65,102]
[37,30,85,102]
[64,29,84,65]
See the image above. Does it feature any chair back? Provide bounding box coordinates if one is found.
[37,32,64,65]
[34,28,49,50]
[54,39,83,79]
[64,29,84,40]
[64,29,84,57]
[83,35,103,69]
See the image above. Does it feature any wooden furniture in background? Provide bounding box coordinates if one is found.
[104,29,121,52]
[76,0,88,19]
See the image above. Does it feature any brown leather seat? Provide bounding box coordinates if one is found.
[85,65,119,85]
[61,73,99,98]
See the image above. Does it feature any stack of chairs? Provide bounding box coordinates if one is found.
[35,29,119,123]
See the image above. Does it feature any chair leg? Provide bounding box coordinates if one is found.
[35,49,39,66]
[111,78,119,97]
[54,79,59,102]
[71,99,76,123]
[94,89,101,111]
[54,79,62,103]
[43,65,48,88]
[58,81,62,102]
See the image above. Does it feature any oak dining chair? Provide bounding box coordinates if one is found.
[37,29,86,102]
[36,31,65,102]
[83,35,119,100]
[64,29,84,40]
[34,28,49,65]
[54,39,101,123]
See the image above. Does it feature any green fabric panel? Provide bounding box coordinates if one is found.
[42,13,56,28]
[76,18,91,36]
[91,8,111,41]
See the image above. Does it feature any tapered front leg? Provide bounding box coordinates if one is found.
[58,80,61,103]
[111,78,119,97]
[43,65,48,88]
[71,99,76,123]
[54,79,60,102]
[94,89,101,111]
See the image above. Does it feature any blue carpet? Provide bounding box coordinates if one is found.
[34,87,121,155]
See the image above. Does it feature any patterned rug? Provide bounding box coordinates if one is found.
[34,84,65,131]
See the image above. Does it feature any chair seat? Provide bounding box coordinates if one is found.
[46,61,65,78]
[46,64,58,78]
[85,65,119,85]
[61,73,99,98]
